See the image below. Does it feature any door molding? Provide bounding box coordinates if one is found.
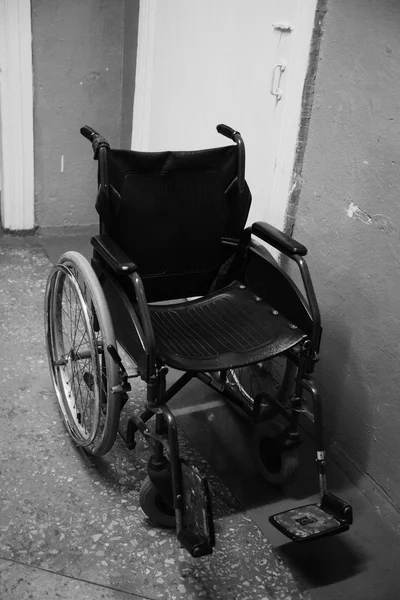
[284,0,327,234]
[131,0,157,151]
[0,0,34,231]
[268,0,318,231]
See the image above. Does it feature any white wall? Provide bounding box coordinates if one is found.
[0,0,34,231]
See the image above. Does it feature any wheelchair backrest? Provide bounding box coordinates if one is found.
[96,146,251,301]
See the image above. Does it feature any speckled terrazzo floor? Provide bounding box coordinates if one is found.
[36,227,400,600]
[0,237,311,599]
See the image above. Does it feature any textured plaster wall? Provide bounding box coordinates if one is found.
[31,0,125,227]
[294,0,400,511]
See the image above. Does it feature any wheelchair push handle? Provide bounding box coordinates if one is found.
[80,125,110,159]
[216,123,240,141]
[80,125,98,141]
[217,124,245,194]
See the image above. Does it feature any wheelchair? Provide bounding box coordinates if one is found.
[44,123,353,557]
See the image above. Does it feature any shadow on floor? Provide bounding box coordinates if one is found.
[36,227,400,600]
[167,374,400,600]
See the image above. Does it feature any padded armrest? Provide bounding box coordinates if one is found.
[251,222,307,257]
[91,234,137,274]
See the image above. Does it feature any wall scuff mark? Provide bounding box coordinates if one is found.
[372,214,396,235]
[347,203,396,235]
[347,201,372,224]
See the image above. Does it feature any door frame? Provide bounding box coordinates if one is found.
[268,0,318,230]
[131,0,157,152]
[0,0,34,231]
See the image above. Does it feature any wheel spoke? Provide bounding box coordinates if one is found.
[226,355,293,419]
[45,252,120,455]
[49,266,100,443]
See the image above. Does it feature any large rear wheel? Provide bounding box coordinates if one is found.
[226,355,296,419]
[45,251,120,455]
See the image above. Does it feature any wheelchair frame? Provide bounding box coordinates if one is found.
[45,124,353,557]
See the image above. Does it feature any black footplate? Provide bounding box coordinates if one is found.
[177,460,215,558]
[269,492,353,542]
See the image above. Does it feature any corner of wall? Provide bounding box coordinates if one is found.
[284,0,328,235]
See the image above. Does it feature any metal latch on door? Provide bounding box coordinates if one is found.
[270,61,286,101]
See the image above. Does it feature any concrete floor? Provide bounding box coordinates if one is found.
[1,227,400,599]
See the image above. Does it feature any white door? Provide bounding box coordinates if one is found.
[132,0,317,229]
[0,0,34,231]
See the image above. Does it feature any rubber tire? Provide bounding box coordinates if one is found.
[45,251,120,456]
[139,476,176,528]
[252,421,299,488]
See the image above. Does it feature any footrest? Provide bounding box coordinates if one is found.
[269,493,353,542]
[179,460,215,557]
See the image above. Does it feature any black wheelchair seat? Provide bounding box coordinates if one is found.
[150,281,307,372]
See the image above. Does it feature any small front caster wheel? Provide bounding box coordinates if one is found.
[252,421,299,488]
[139,476,176,528]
